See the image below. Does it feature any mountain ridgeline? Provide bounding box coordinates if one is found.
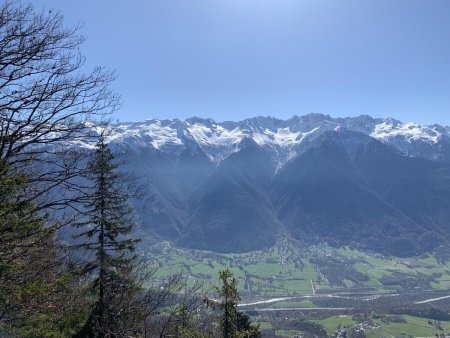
[95,114,450,257]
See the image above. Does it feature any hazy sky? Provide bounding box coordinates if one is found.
[32,0,450,125]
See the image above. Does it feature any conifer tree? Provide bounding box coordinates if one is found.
[75,136,141,337]
[217,269,240,338]
[214,269,261,338]
[0,160,87,336]
[0,159,50,326]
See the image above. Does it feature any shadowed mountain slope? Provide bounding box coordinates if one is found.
[74,115,450,256]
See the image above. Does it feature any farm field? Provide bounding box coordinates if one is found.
[146,241,450,300]
[366,315,450,338]
[145,241,450,337]
[254,314,450,337]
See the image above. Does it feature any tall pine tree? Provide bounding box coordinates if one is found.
[213,269,261,338]
[217,269,240,338]
[75,136,142,337]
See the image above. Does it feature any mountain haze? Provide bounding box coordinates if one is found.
[80,114,450,256]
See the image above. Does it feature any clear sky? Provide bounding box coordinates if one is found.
[31,0,450,125]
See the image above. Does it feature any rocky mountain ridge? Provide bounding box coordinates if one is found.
[78,114,450,256]
[97,113,450,166]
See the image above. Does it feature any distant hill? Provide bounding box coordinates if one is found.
[74,114,450,256]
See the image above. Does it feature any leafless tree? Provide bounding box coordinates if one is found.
[0,1,118,331]
[143,274,216,338]
[0,0,119,219]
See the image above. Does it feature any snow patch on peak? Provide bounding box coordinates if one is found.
[185,123,246,163]
[108,120,182,150]
[298,126,321,143]
[253,127,302,147]
[186,123,245,147]
[371,120,441,144]
[144,121,182,149]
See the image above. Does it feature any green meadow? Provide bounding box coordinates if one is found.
[148,242,449,297]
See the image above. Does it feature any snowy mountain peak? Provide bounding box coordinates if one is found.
[80,115,450,166]
[371,119,441,144]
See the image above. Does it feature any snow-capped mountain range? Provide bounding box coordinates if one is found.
[79,114,450,256]
[98,113,450,167]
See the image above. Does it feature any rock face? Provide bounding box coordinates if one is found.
[79,114,450,256]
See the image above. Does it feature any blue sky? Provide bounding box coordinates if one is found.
[32,0,450,125]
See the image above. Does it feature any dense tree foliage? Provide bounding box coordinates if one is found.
[214,269,261,338]
[74,137,143,337]
[0,159,87,336]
